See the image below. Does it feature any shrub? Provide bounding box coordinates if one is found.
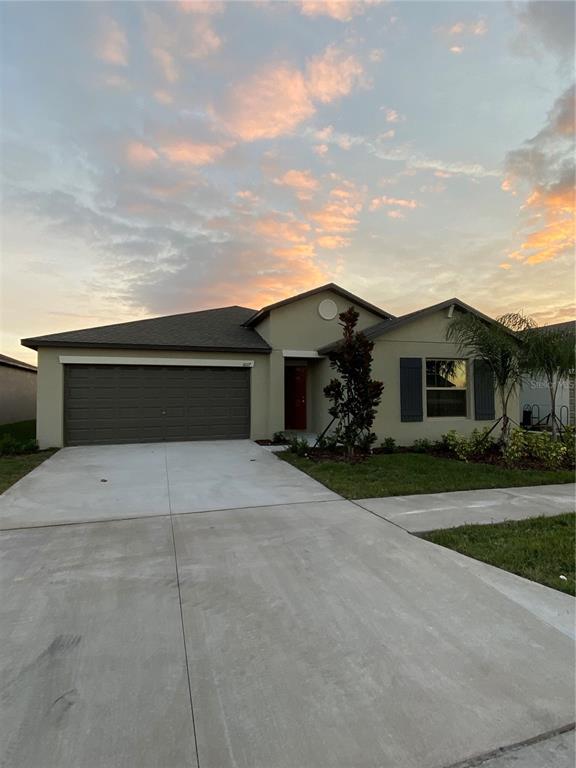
[503,428,568,470]
[561,426,575,466]
[442,428,493,462]
[272,431,286,444]
[410,438,433,454]
[0,434,38,456]
[287,436,310,457]
[316,433,340,451]
[380,437,397,454]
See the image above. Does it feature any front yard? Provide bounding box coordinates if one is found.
[422,513,575,596]
[281,451,574,499]
[0,451,56,494]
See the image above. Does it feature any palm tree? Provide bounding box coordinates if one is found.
[522,324,575,439]
[446,312,532,443]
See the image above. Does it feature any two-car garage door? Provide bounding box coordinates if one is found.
[64,364,250,446]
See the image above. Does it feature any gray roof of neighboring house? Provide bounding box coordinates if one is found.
[318,297,497,353]
[22,306,271,353]
[535,320,575,334]
[244,283,394,327]
[0,353,37,372]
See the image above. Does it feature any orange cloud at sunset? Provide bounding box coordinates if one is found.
[275,169,320,199]
[218,44,365,141]
[369,195,419,211]
[300,0,383,22]
[126,142,159,167]
[160,140,229,166]
[96,17,128,66]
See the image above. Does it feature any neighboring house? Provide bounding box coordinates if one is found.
[22,284,512,449]
[520,320,576,427]
[0,353,37,425]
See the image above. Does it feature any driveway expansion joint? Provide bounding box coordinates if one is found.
[440,722,575,768]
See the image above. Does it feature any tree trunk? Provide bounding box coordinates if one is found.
[550,377,558,440]
[499,385,510,445]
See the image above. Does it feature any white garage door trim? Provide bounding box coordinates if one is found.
[59,355,254,368]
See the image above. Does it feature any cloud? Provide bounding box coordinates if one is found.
[306,44,365,103]
[309,178,364,234]
[503,84,575,265]
[152,47,179,83]
[510,1,575,63]
[382,108,403,123]
[369,195,418,211]
[217,44,365,141]
[274,169,320,199]
[449,46,464,55]
[299,1,383,22]
[126,142,159,168]
[446,19,487,37]
[160,140,229,166]
[96,16,128,66]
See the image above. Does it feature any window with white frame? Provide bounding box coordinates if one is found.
[426,359,467,417]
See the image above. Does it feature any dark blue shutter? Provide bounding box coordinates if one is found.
[474,359,495,420]
[400,358,423,422]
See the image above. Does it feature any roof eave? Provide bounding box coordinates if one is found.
[21,339,271,354]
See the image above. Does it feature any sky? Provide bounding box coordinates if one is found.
[1,0,574,364]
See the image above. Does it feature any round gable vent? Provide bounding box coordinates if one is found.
[318,298,338,320]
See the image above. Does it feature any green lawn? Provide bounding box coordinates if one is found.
[422,513,575,596]
[0,419,36,440]
[281,451,574,499]
[0,450,56,495]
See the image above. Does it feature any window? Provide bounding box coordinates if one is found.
[426,359,467,417]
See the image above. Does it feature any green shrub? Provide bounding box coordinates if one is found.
[442,428,493,462]
[287,436,310,457]
[410,438,433,454]
[272,431,286,444]
[0,434,38,456]
[561,426,575,466]
[380,437,397,454]
[316,433,340,451]
[503,428,568,470]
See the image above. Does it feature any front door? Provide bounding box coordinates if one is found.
[285,365,307,430]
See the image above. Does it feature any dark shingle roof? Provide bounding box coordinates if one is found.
[535,320,575,334]
[244,283,394,327]
[22,306,271,353]
[0,353,37,372]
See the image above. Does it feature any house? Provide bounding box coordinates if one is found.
[520,320,575,428]
[0,353,37,425]
[22,284,510,449]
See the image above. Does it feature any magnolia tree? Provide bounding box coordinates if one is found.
[324,307,384,457]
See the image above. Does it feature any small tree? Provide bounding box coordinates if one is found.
[522,325,575,439]
[324,307,384,457]
[446,312,531,444]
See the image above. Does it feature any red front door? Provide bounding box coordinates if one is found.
[285,365,307,430]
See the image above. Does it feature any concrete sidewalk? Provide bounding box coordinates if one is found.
[356,483,575,532]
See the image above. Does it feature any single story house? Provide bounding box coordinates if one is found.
[520,320,575,427]
[22,284,509,449]
[0,353,37,425]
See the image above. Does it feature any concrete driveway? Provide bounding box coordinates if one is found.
[0,440,338,529]
[0,442,574,768]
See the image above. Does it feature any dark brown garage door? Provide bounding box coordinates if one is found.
[64,364,250,446]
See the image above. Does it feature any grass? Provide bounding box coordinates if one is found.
[0,450,56,495]
[281,451,574,499]
[422,513,575,596]
[0,419,36,440]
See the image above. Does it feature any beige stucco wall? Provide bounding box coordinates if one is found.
[370,310,519,444]
[36,347,270,448]
[0,365,37,425]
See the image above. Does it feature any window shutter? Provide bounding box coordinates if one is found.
[400,358,423,422]
[474,359,495,420]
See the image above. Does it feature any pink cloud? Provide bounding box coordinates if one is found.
[300,1,383,22]
[383,108,402,123]
[154,90,174,105]
[274,169,320,199]
[252,215,311,244]
[160,140,228,165]
[450,46,464,55]
[152,48,179,83]
[316,234,350,249]
[217,44,365,142]
[126,142,159,167]
[369,195,418,211]
[313,144,329,156]
[306,45,364,104]
[96,17,128,66]
[387,210,405,219]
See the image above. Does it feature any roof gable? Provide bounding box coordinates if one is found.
[244,283,393,327]
[0,353,37,372]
